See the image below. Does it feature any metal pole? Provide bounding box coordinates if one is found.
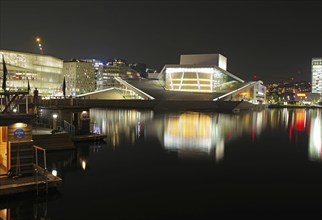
[44,150,47,171]
[26,95,28,114]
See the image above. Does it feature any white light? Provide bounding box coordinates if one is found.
[13,108,17,113]
[53,114,58,119]
[82,160,86,170]
[52,170,57,176]
[166,67,214,74]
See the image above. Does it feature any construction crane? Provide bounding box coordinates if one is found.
[36,37,43,54]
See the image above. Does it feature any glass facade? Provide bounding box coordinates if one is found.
[63,60,96,96]
[0,50,63,96]
[163,65,244,93]
[312,58,322,94]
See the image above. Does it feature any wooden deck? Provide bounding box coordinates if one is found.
[0,172,62,196]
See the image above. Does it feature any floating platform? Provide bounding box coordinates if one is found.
[0,172,62,196]
[32,133,76,151]
[72,134,106,142]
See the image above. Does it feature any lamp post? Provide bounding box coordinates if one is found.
[53,114,58,130]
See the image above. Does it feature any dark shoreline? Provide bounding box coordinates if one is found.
[268,104,322,109]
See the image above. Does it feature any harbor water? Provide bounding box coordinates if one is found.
[1,108,321,219]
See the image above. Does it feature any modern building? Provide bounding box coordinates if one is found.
[0,50,64,96]
[159,53,266,104]
[312,58,322,94]
[63,59,96,96]
[160,54,241,93]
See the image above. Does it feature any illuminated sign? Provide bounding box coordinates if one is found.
[14,128,25,139]
[81,111,88,119]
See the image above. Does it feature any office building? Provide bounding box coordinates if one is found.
[0,49,64,96]
[63,59,96,96]
[312,58,322,94]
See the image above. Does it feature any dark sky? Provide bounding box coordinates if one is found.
[0,0,321,83]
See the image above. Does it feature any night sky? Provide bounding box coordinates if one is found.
[0,0,321,83]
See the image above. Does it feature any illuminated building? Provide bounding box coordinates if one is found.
[96,59,140,91]
[159,54,266,104]
[63,59,96,96]
[161,54,240,93]
[311,58,322,94]
[0,49,63,96]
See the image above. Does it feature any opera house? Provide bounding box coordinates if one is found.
[120,53,267,105]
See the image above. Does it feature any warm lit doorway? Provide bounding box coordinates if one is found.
[0,126,8,176]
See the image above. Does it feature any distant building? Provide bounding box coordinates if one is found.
[0,49,64,96]
[129,63,147,78]
[96,59,140,91]
[63,59,96,96]
[312,58,322,94]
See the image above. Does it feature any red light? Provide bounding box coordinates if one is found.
[295,111,305,132]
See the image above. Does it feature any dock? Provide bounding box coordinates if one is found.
[72,133,106,142]
[32,127,105,149]
[32,133,76,151]
[0,172,62,196]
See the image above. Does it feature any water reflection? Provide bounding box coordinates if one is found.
[0,191,60,220]
[90,109,154,148]
[163,112,224,161]
[309,110,322,162]
[90,108,322,163]
[161,111,268,160]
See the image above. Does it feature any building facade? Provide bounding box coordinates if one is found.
[63,59,96,96]
[160,54,242,93]
[160,54,266,104]
[96,59,140,91]
[162,65,244,93]
[312,58,322,94]
[0,50,64,96]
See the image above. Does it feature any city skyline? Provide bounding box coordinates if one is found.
[0,0,321,83]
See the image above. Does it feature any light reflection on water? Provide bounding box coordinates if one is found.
[44,108,322,177]
[90,108,322,162]
[1,108,322,219]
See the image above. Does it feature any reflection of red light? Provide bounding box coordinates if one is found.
[295,111,305,132]
[252,127,255,142]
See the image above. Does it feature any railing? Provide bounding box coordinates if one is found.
[63,120,76,137]
[33,145,48,194]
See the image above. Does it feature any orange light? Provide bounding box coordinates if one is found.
[239,92,247,96]
[296,93,306,97]
[36,37,41,42]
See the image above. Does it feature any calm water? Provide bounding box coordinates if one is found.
[1,108,321,219]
